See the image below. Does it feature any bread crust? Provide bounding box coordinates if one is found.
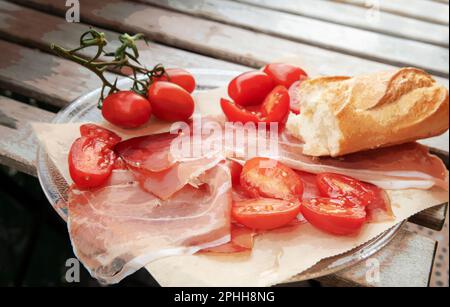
[296,68,449,157]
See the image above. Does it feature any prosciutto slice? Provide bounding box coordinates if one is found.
[67,164,232,284]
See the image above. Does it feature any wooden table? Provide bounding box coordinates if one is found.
[0,0,448,287]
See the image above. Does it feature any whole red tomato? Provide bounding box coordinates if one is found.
[263,63,308,88]
[147,81,195,122]
[101,91,152,129]
[228,71,274,106]
[155,68,196,93]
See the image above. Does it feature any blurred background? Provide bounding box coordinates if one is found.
[0,0,448,287]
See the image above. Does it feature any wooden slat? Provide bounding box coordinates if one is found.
[0,40,113,107]
[0,0,247,73]
[409,205,448,231]
[315,229,437,287]
[234,0,449,47]
[331,0,450,25]
[136,0,449,77]
[11,0,450,85]
[0,96,54,176]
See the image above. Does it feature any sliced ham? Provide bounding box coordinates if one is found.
[66,164,232,284]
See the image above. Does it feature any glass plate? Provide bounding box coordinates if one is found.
[36,68,404,284]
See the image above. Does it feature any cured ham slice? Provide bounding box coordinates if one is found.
[201,224,256,253]
[67,165,232,284]
[205,118,447,190]
[276,142,448,190]
[116,132,225,199]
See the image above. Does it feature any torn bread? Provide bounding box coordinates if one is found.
[287,68,449,157]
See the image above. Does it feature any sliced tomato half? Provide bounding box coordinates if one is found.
[301,197,366,235]
[316,173,394,222]
[80,124,122,147]
[232,198,301,230]
[260,85,290,125]
[240,157,303,201]
[68,136,117,189]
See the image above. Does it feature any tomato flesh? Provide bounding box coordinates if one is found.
[263,63,308,88]
[241,157,303,201]
[228,160,243,186]
[101,91,152,129]
[155,68,196,93]
[148,81,195,122]
[220,98,260,124]
[68,136,117,189]
[228,71,275,106]
[301,198,366,235]
[232,198,301,230]
[260,85,290,125]
[80,124,122,147]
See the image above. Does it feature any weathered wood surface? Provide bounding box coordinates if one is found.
[0,39,114,108]
[0,0,247,73]
[234,0,449,47]
[0,96,53,176]
[315,228,438,287]
[330,0,450,25]
[136,0,449,77]
[11,0,450,84]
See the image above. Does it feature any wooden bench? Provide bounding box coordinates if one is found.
[0,0,448,287]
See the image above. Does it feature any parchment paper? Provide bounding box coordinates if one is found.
[32,83,449,287]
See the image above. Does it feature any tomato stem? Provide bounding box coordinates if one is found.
[50,28,166,108]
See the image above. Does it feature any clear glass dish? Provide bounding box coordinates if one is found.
[36,68,404,284]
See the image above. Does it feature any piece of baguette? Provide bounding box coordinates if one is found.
[286,68,449,157]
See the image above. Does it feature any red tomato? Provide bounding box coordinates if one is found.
[301,198,366,235]
[229,160,243,186]
[155,68,196,93]
[80,124,122,147]
[220,98,260,123]
[240,157,304,201]
[316,173,376,207]
[232,198,301,230]
[263,63,308,88]
[101,91,152,129]
[260,85,290,125]
[68,136,117,189]
[228,71,275,106]
[148,81,195,122]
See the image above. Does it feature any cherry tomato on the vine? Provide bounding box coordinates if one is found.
[154,68,196,93]
[147,81,195,122]
[101,91,152,129]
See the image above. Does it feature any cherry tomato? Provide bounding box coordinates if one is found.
[229,160,243,186]
[155,68,196,93]
[232,198,301,230]
[263,63,308,88]
[101,91,152,129]
[68,136,117,189]
[148,81,195,122]
[260,85,290,125]
[317,173,376,207]
[80,124,122,147]
[220,98,260,123]
[240,157,304,201]
[228,71,274,106]
[301,198,366,235]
